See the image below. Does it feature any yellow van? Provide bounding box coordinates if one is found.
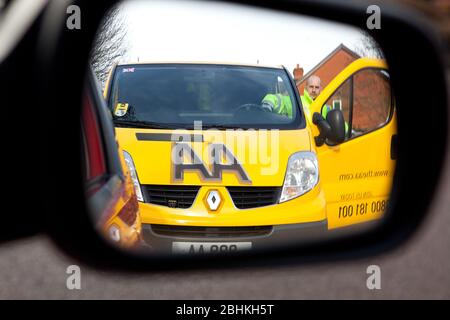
[104,58,396,253]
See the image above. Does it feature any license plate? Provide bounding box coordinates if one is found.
[172,242,252,254]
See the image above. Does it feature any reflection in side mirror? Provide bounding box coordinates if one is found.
[84,0,396,257]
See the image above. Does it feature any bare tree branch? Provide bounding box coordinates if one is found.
[354,31,384,59]
[90,5,129,89]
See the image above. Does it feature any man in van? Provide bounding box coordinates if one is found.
[261,80,294,118]
[301,75,322,120]
[261,92,293,118]
[301,75,348,133]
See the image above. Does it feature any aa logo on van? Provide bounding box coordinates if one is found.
[172,143,251,183]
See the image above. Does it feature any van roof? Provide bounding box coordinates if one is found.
[117,61,285,69]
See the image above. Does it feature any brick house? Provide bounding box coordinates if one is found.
[294,44,391,132]
[293,43,360,95]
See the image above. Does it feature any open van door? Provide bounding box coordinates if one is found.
[310,59,396,229]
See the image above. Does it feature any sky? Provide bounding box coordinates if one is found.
[117,0,369,75]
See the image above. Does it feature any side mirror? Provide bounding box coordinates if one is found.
[5,0,445,278]
[325,109,346,144]
[312,109,346,146]
[312,112,331,146]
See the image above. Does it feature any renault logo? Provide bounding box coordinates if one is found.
[205,190,221,211]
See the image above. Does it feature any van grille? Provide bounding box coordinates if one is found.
[151,224,272,238]
[143,185,280,209]
[143,185,200,209]
[227,186,280,209]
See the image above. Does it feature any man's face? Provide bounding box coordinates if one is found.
[306,78,321,100]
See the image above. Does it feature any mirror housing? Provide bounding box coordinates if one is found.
[312,110,345,146]
[326,109,346,144]
[5,0,443,271]
[312,112,331,146]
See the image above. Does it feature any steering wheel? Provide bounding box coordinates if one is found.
[233,103,268,113]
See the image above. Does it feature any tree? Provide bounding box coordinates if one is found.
[354,31,384,59]
[90,5,128,89]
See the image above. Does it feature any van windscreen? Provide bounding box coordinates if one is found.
[108,64,302,129]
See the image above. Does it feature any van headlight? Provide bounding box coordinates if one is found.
[279,151,319,203]
[123,151,144,202]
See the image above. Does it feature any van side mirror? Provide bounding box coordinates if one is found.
[312,110,346,146]
[326,109,346,144]
[312,112,331,146]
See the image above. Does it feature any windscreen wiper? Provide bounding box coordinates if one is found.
[113,119,174,129]
[193,124,243,130]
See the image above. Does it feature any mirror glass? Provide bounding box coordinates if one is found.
[83,0,396,256]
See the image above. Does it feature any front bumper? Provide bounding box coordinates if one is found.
[141,219,328,253]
